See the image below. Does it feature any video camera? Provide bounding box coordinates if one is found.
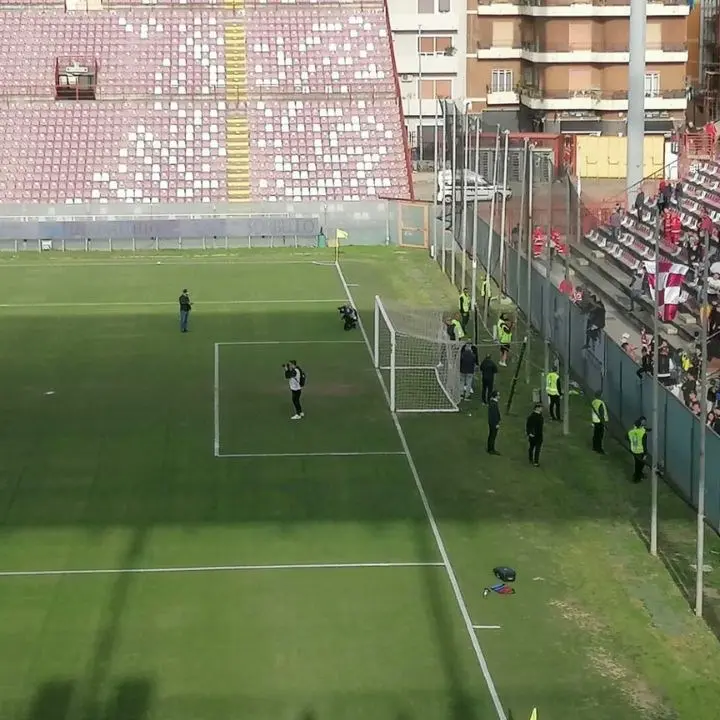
[338,304,358,331]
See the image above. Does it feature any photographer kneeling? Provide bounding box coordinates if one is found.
[338,304,358,331]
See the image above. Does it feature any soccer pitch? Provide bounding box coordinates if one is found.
[1,248,720,720]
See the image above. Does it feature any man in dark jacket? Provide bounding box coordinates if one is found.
[526,403,544,466]
[459,341,478,400]
[179,289,192,333]
[487,390,501,455]
[479,353,498,404]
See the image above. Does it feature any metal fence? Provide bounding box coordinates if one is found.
[0,199,430,250]
[431,164,720,532]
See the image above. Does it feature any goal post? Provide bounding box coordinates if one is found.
[373,295,463,413]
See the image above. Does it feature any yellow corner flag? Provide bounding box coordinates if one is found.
[529,708,537,720]
[336,228,349,242]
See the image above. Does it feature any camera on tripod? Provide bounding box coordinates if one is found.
[338,304,358,331]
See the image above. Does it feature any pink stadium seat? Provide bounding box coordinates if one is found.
[0,2,411,202]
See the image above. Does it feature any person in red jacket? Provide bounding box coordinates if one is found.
[670,211,682,246]
[700,210,713,237]
[532,226,545,258]
[663,208,673,245]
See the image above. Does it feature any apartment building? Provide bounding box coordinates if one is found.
[387,0,690,141]
[385,0,467,155]
[468,0,690,134]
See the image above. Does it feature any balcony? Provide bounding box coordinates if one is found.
[517,85,687,111]
[475,40,522,59]
[485,84,520,105]
[517,40,688,63]
[474,0,689,18]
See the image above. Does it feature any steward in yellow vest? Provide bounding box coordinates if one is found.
[545,370,561,421]
[459,288,471,330]
[627,416,649,483]
[591,390,607,453]
[496,315,512,367]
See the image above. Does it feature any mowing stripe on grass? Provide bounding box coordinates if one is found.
[0,561,444,579]
[218,451,405,458]
[214,342,221,457]
[335,262,508,720]
[0,299,346,309]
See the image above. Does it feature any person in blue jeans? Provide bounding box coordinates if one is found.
[179,289,192,332]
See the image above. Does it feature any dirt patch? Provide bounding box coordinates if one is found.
[550,599,604,634]
[551,599,673,719]
[590,649,671,719]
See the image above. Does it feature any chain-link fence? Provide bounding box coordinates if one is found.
[429,123,720,532]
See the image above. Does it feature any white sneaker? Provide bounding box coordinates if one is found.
[291,414,303,420]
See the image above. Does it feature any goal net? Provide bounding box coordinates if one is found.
[373,295,464,412]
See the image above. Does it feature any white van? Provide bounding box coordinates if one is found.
[437,169,512,204]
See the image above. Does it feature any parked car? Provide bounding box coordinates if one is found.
[437,169,512,203]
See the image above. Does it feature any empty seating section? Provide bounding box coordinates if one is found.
[245,9,394,94]
[0,0,411,203]
[584,159,720,311]
[0,102,227,203]
[248,99,409,200]
[0,10,226,97]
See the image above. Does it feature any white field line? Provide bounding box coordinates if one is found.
[218,451,405,458]
[0,561,444,579]
[0,299,345,309]
[0,258,331,269]
[473,625,502,630]
[334,262,507,720]
[214,343,221,457]
[217,340,364,346]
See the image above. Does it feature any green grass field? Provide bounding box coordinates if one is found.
[1,247,720,720]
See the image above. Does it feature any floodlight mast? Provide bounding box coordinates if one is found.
[626,0,648,206]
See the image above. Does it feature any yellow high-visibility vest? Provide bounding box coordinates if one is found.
[546,372,560,396]
[459,293,471,313]
[496,320,511,344]
[628,427,646,454]
[591,398,606,424]
[451,319,464,340]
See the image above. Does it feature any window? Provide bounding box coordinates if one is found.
[646,21,662,50]
[418,35,453,55]
[644,72,660,98]
[420,78,453,99]
[492,21,515,48]
[418,0,450,12]
[569,22,592,51]
[568,67,592,92]
[490,69,513,93]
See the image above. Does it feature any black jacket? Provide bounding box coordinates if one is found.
[459,344,478,374]
[479,357,498,380]
[526,412,544,441]
[488,399,501,428]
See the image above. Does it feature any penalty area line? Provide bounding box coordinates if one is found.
[0,561,445,579]
[217,450,405,458]
[473,625,502,630]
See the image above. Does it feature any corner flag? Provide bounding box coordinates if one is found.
[336,228,349,243]
[529,708,537,720]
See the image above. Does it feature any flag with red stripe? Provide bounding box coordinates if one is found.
[644,260,689,322]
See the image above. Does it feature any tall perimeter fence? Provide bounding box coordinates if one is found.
[0,200,429,251]
[429,104,720,533]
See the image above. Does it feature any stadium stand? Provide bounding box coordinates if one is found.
[0,0,412,204]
